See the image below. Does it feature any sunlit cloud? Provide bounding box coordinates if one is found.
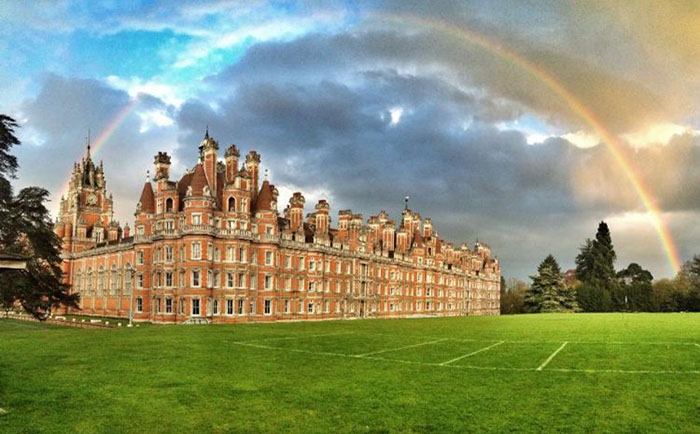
[622,122,696,148]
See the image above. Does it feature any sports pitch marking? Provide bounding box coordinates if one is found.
[250,331,355,342]
[230,336,700,375]
[357,332,698,346]
[537,342,568,371]
[439,341,504,366]
[354,338,448,357]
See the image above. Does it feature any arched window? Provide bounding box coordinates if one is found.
[228,196,236,212]
[165,197,174,212]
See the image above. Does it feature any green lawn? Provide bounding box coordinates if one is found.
[0,313,698,433]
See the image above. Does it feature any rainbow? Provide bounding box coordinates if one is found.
[58,98,140,198]
[377,13,682,273]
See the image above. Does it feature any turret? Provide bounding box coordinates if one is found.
[225,144,240,184]
[245,151,261,202]
[199,129,219,197]
[423,217,432,238]
[288,192,305,231]
[153,152,171,183]
[315,199,330,237]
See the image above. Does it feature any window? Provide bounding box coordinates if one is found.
[285,255,291,268]
[227,246,234,262]
[192,270,200,287]
[165,246,173,262]
[299,256,305,270]
[307,302,314,314]
[136,225,145,235]
[308,281,314,292]
[249,301,255,314]
[227,273,234,288]
[165,298,173,313]
[298,299,304,314]
[179,299,186,314]
[137,274,143,288]
[213,299,219,315]
[309,259,315,271]
[265,225,273,235]
[207,243,213,260]
[156,298,162,313]
[192,214,202,225]
[192,242,201,259]
[227,299,234,315]
[284,299,290,313]
[228,196,236,212]
[238,273,245,288]
[264,299,272,315]
[137,251,144,265]
[239,247,246,263]
[227,220,235,229]
[165,198,173,212]
[237,299,244,315]
[265,251,273,265]
[264,275,272,290]
[136,297,143,313]
[165,272,173,287]
[192,298,200,316]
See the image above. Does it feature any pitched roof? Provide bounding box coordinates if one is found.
[138,182,155,213]
[254,180,274,213]
[412,229,424,248]
[189,163,209,196]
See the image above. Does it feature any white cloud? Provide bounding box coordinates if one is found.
[622,122,696,148]
[106,75,185,107]
[561,130,600,148]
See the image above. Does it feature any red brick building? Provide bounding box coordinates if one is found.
[55,132,500,323]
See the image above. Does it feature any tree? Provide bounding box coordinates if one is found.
[617,263,653,311]
[0,115,78,320]
[674,255,700,312]
[574,221,620,311]
[526,255,572,313]
[500,278,528,315]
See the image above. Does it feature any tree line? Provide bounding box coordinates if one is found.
[501,221,700,314]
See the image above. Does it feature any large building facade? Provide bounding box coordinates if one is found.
[55,133,500,323]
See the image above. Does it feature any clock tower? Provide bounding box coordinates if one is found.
[55,141,121,258]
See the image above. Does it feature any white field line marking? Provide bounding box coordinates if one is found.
[231,340,700,374]
[695,343,700,349]
[350,332,698,346]
[439,341,504,366]
[237,331,354,343]
[537,342,568,371]
[232,341,350,358]
[354,338,448,357]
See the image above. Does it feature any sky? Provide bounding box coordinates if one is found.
[1,0,700,280]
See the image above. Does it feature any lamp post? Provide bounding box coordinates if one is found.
[126,264,136,327]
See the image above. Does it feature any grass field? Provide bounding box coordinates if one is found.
[1,313,698,433]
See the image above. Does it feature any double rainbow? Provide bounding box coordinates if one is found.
[64,17,682,273]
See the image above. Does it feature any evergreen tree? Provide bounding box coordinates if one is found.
[0,115,78,320]
[574,221,620,311]
[526,255,569,313]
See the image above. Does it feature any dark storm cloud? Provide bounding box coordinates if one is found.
[15,74,178,226]
[211,26,669,134]
[173,25,700,279]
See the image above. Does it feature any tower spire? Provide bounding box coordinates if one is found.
[404,195,410,210]
[205,125,209,139]
[86,129,91,158]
